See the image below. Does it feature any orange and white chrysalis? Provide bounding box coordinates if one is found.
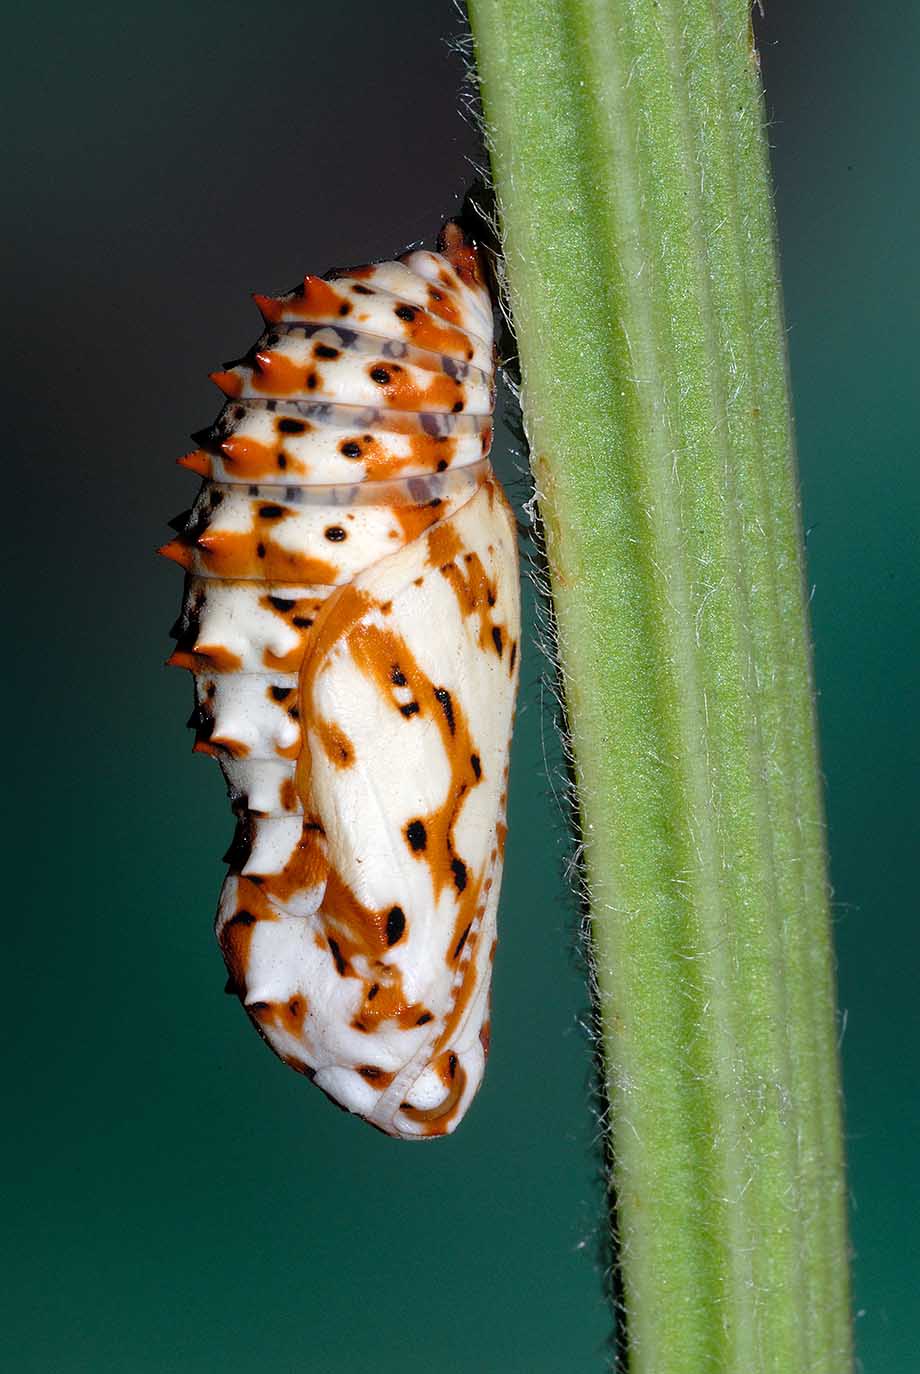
[163,224,519,1137]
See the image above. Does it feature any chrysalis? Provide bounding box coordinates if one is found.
[163,224,519,1137]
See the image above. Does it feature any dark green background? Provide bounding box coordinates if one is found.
[4,3,915,1369]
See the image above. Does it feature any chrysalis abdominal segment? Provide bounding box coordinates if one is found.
[163,225,520,1138]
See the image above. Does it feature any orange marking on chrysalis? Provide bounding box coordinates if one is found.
[256,823,327,906]
[320,867,399,964]
[426,521,462,569]
[219,880,280,992]
[434,482,507,654]
[220,435,307,481]
[358,1065,396,1089]
[157,539,194,569]
[392,501,446,544]
[251,350,310,396]
[178,449,211,475]
[314,719,355,768]
[409,314,477,360]
[423,286,464,329]
[430,944,484,1060]
[294,584,373,803]
[193,643,243,672]
[284,275,350,320]
[263,645,304,673]
[355,974,430,1033]
[166,644,243,674]
[280,994,308,1034]
[194,528,339,583]
[373,366,464,414]
[251,994,308,1037]
[440,226,486,291]
[253,292,282,322]
[209,369,243,397]
[399,1053,468,1132]
[197,734,249,758]
[165,650,196,671]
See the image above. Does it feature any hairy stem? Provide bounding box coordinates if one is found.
[466,2,851,1369]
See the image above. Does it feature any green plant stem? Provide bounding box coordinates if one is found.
[466,2,851,1369]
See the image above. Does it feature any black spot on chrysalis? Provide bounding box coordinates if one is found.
[405,820,427,852]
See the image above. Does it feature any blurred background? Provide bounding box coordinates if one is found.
[3,2,915,1369]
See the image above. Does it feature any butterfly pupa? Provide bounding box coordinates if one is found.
[162,223,520,1138]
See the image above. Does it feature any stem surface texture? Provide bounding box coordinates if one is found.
[467,2,852,1369]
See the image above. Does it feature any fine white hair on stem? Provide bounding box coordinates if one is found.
[447,9,627,1343]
